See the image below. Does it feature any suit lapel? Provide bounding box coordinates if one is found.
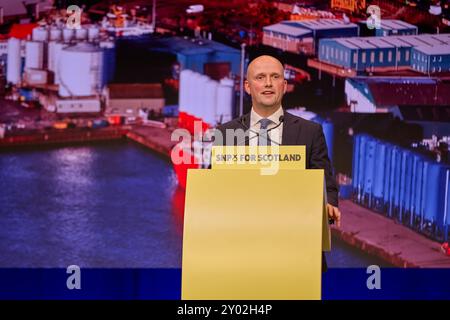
[241,113,251,146]
[242,113,251,131]
[228,113,251,146]
[281,112,301,145]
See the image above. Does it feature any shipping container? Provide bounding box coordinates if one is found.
[352,133,450,241]
[162,105,179,117]
[53,121,68,129]
[88,119,109,129]
[422,162,450,240]
[107,115,124,126]
[398,149,413,224]
[363,137,376,207]
[373,140,387,211]
[411,154,425,228]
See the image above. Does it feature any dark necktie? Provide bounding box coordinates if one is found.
[258,118,273,146]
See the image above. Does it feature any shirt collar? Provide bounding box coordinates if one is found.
[250,107,284,128]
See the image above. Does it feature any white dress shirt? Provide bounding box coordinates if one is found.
[249,107,284,146]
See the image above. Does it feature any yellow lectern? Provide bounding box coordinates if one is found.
[182,146,330,300]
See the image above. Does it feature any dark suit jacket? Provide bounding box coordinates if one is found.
[214,111,339,207]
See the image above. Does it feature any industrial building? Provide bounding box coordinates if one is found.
[318,33,450,73]
[178,69,234,133]
[345,77,450,111]
[5,23,116,113]
[262,23,313,54]
[352,134,450,242]
[0,0,53,22]
[318,37,412,72]
[104,83,165,117]
[0,41,8,56]
[345,77,450,136]
[373,19,418,36]
[282,19,360,40]
[263,19,359,55]
[155,37,241,76]
[411,44,450,74]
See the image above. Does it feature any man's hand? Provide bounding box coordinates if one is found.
[327,204,341,228]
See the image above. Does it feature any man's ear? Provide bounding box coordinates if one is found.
[283,79,287,94]
[244,80,251,95]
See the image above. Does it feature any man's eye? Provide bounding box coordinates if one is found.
[257,76,264,80]
[273,75,280,79]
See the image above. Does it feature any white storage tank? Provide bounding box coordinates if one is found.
[189,72,202,116]
[47,41,56,72]
[62,28,74,43]
[187,72,202,115]
[75,27,88,40]
[25,41,44,69]
[203,79,219,125]
[198,75,210,120]
[216,78,234,124]
[58,42,103,97]
[32,26,48,42]
[48,41,65,84]
[6,38,21,84]
[88,25,100,42]
[179,69,193,113]
[49,27,62,41]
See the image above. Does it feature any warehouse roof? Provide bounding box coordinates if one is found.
[428,35,450,44]
[366,38,396,49]
[294,19,358,30]
[380,37,413,47]
[263,23,312,37]
[333,38,360,49]
[415,36,447,46]
[413,44,450,55]
[377,19,417,31]
[321,33,450,50]
[345,38,377,49]
[155,37,240,56]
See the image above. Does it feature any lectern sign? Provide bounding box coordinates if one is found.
[182,146,327,300]
[211,146,306,173]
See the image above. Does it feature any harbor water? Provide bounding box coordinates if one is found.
[0,141,392,268]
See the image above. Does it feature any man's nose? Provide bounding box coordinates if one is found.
[264,77,273,87]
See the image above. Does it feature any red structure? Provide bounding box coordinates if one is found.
[8,23,38,39]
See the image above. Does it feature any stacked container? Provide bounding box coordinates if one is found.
[352,133,450,241]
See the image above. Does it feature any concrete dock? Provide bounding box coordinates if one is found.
[0,127,129,147]
[126,125,176,159]
[333,200,450,268]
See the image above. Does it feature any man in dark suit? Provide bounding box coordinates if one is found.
[213,55,340,270]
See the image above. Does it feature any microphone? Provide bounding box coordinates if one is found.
[239,115,284,132]
[237,115,284,145]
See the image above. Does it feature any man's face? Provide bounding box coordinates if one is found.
[244,56,287,111]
